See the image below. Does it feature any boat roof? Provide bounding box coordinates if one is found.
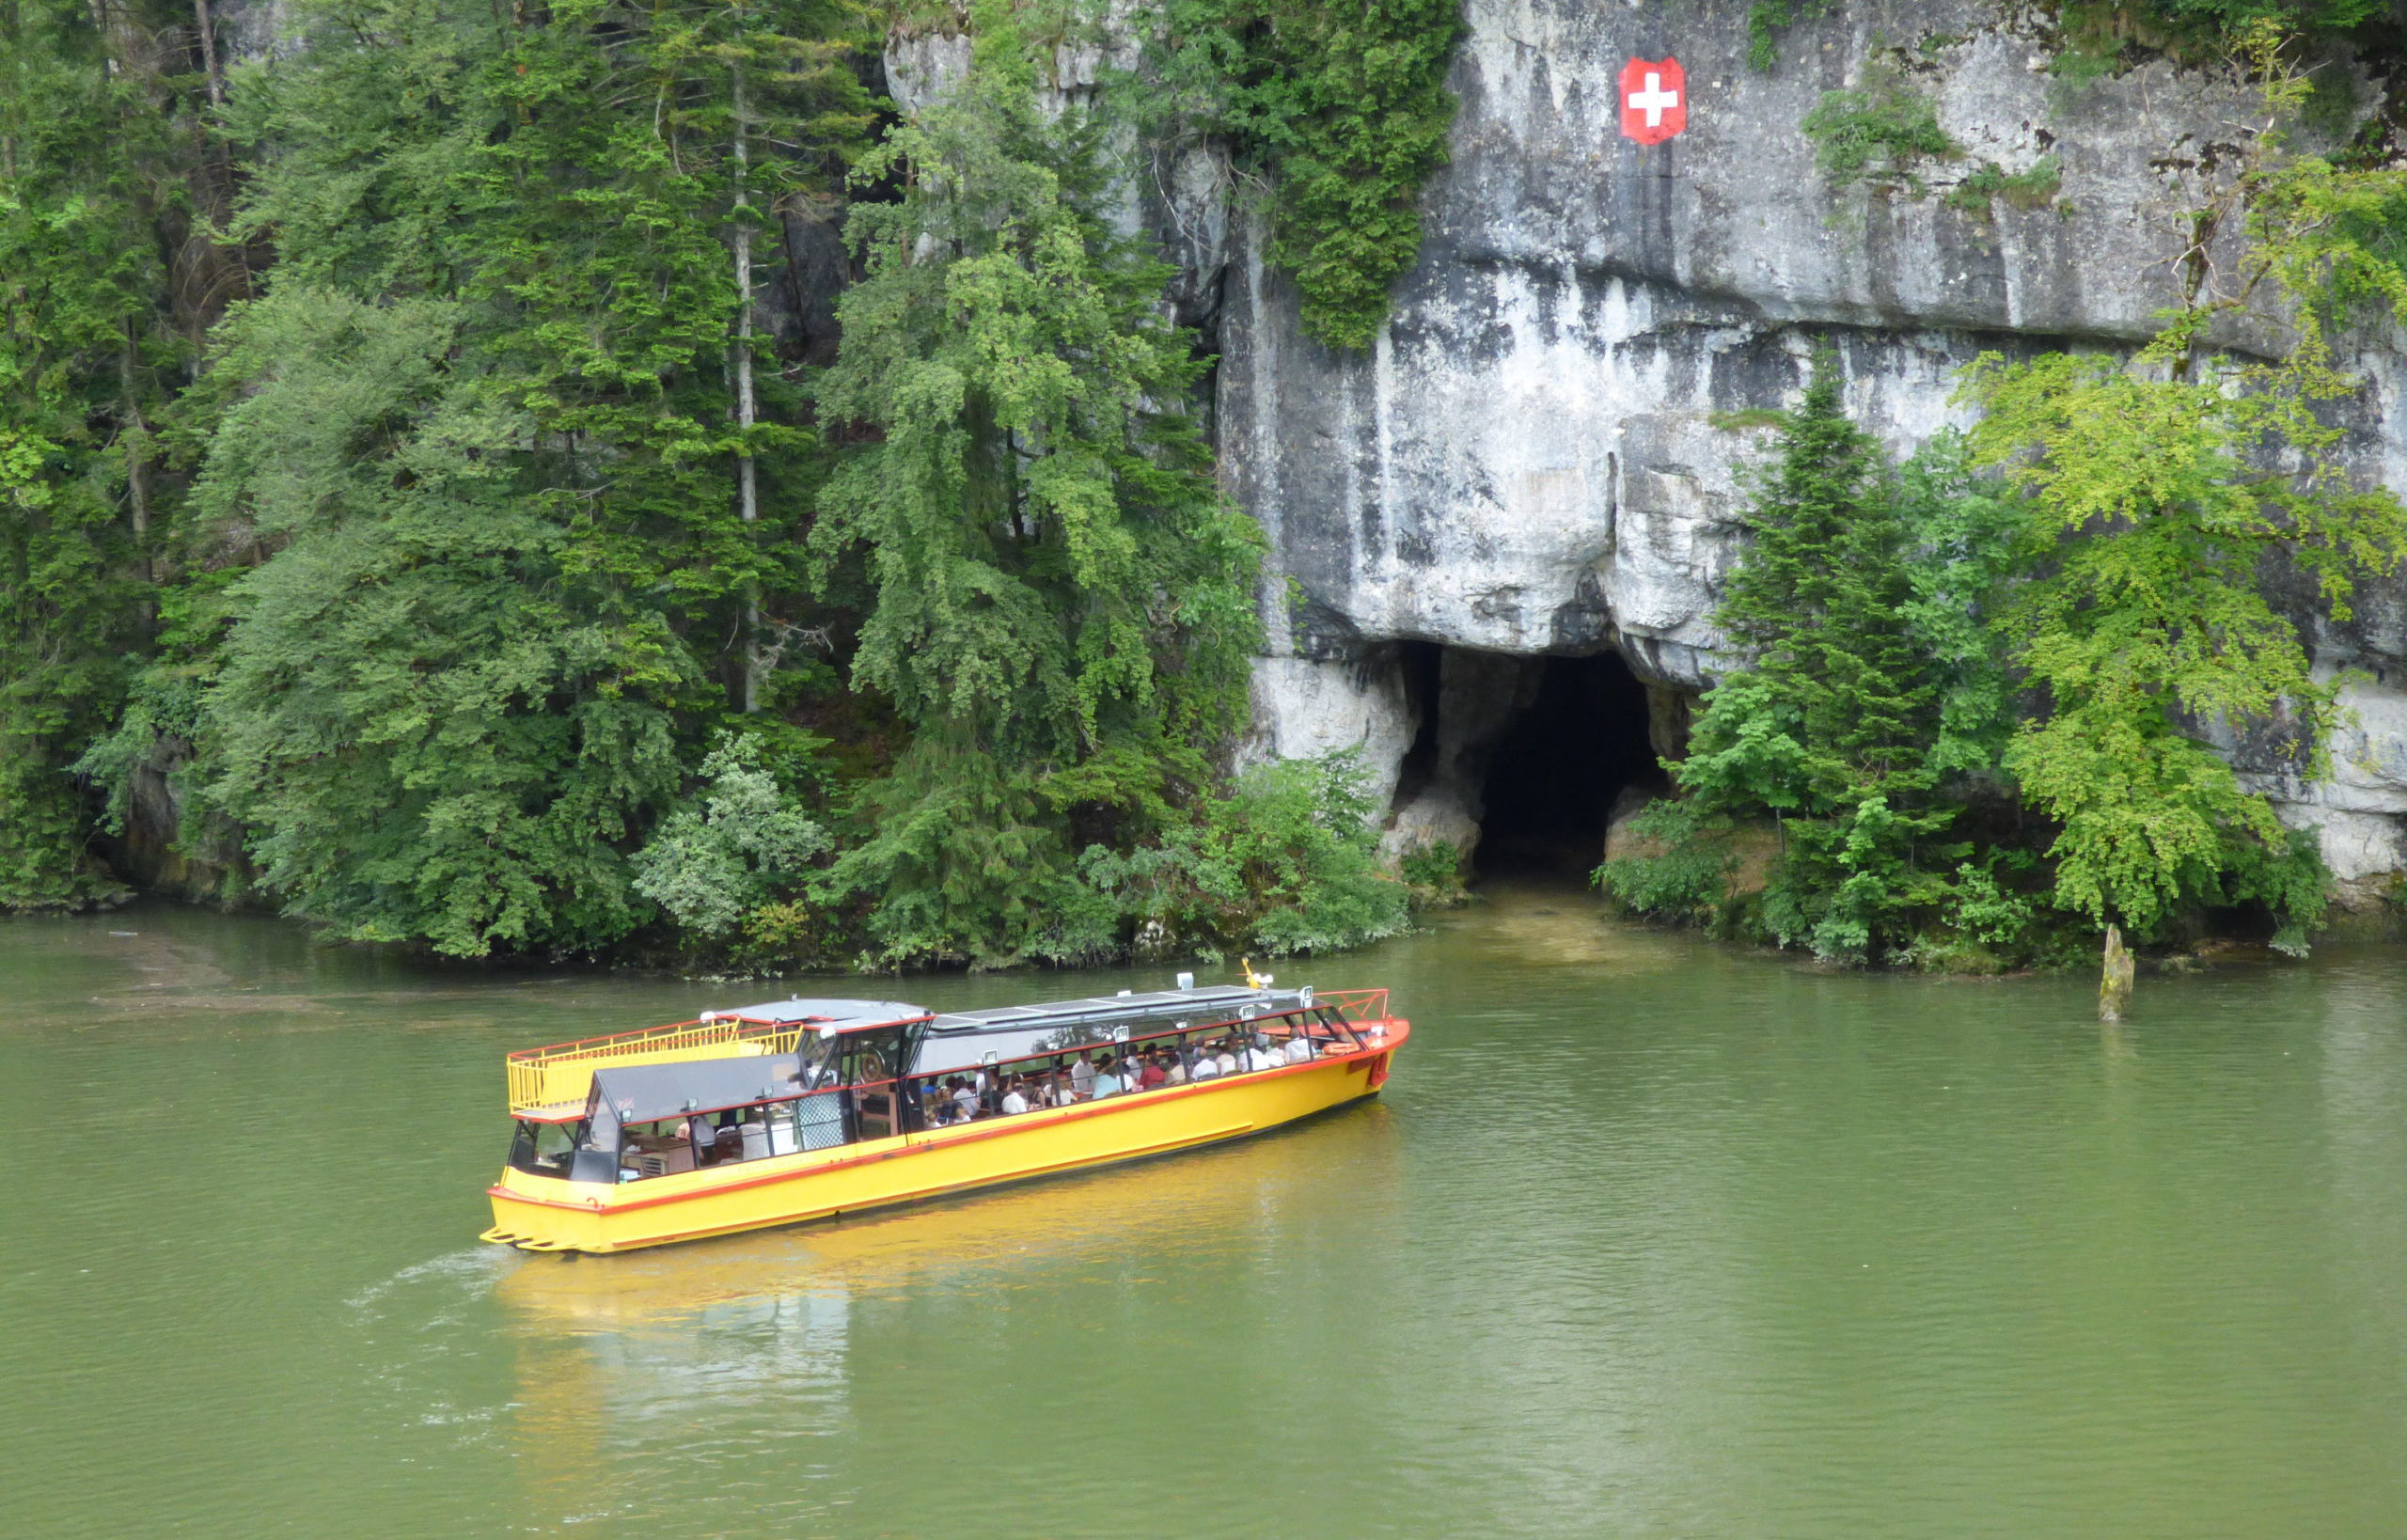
[709,986,1312,1040]
[717,998,933,1029]
[911,986,1316,1076]
[924,985,1309,1036]
[588,1051,812,1130]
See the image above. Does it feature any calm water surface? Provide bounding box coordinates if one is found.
[5,891,2406,1538]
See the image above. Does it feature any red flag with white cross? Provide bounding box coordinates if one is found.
[1618,56,1687,145]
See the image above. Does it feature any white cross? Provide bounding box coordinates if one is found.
[1628,71,1680,127]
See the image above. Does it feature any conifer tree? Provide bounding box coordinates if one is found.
[810,0,1262,965]
[74,0,876,954]
[0,0,196,907]
[1672,348,1956,961]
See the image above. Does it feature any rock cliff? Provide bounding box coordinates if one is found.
[1202,0,2407,891]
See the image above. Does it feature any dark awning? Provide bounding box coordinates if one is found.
[912,985,1317,1076]
[716,997,930,1030]
[581,1052,817,1150]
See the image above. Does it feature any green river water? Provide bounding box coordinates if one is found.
[5,889,2406,1538]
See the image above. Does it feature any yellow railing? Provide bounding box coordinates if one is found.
[506,1016,805,1114]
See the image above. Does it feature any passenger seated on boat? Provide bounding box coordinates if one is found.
[1137,1052,1169,1092]
[1091,1057,1125,1098]
[1070,1054,1096,1101]
[1001,1077,1031,1115]
[704,1122,745,1167]
[1284,1033,1317,1063]
[1243,1036,1282,1074]
[950,1076,981,1122]
[1212,1042,1239,1078]
[1189,1045,1221,1080]
[1163,1050,1188,1087]
[621,1119,697,1176]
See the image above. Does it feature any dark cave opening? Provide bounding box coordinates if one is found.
[1473,652,1661,878]
[1386,641,1670,883]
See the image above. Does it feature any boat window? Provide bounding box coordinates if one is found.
[620,1117,700,1179]
[908,1006,1360,1127]
[590,1006,1367,1179]
[507,1119,580,1177]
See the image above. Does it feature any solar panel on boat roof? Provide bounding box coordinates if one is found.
[719,997,931,1026]
[925,984,1303,1032]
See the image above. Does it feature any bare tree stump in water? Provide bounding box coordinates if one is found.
[2099,925,2135,1022]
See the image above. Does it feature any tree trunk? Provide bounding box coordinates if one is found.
[118,322,155,607]
[192,0,224,106]
[2099,925,2134,1023]
[731,56,760,715]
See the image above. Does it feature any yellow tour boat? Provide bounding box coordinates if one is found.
[482,979,1407,1254]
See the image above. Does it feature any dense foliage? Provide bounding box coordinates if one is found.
[0,0,196,908]
[16,0,2407,979]
[1150,0,1463,347]
[2,0,1416,969]
[810,0,1271,965]
[1603,355,2001,964]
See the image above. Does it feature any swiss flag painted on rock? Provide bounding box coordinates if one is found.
[1618,56,1687,145]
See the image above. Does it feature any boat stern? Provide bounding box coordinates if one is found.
[484,1169,615,1253]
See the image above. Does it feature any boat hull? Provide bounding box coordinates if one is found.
[484,1023,1405,1253]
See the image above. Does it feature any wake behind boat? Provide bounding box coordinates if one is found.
[482,979,1407,1253]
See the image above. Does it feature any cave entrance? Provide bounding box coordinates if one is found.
[1474,652,1660,877]
[1388,644,1669,883]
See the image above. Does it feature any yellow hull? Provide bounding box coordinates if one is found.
[484,1030,1402,1254]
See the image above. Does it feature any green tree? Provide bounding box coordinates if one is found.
[1892,427,2022,782]
[1961,24,2407,954]
[632,729,828,940]
[1960,351,2401,951]
[1149,0,1463,348]
[73,0,878,952]
[182,291,695,954]
[1671,352,1958,961]
[0,0,194,906]
[810,0,1262,966]
[1069,752,1408,960]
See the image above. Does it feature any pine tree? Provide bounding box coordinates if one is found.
[1670,348,1957,961]
[73,0,877,954]
[0,0,198,907]
[809,0,1262,965]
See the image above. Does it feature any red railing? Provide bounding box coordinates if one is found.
[613,1004,1371,1162]
[1317,988,1390,1025]
[511,994,1390,1117]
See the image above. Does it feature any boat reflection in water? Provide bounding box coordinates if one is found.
[492,1104,1404,1522]
[483,978,1408,1254]
[493,1097,1401,1328]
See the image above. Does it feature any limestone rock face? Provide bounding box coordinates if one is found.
[876,0,2407,886]
[1204,0,2407,884]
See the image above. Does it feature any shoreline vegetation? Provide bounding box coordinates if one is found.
[1597,23,2407,981]
[8,1,2407,975]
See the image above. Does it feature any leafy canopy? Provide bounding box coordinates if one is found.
[79,0,879,953]
[1148,0,1463,348]
[0,0,189,908]
[810,0,1263,966]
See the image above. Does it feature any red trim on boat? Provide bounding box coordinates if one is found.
[488,1019,1410,1215]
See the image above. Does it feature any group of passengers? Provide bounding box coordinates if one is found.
[920,1026,1322,1127]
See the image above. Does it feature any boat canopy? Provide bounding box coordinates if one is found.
[913,985,1316,1077]
[716,998,932,1029]
[583,1051,816,1151]
[551,985,1322,1130]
